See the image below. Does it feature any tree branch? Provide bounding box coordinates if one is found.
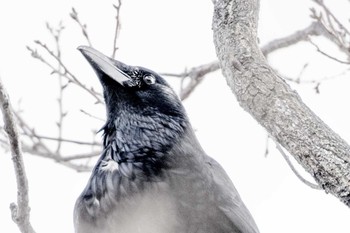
[46,22,67,154]
[308,38,350,64]
[311,0,350,60]
[275,141,321,190]
[162,61,220,100]
[163,20,339,100]
[70,8,93,47]
[261,21,324,55]
[20,143,93,172]
[213,0,350,206]
[21,132,101,146]
[27,41,103,104]
[111,0,122,59]
[0,78,36,233]
[8,111,98,171]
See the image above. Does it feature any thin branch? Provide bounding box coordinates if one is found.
[22,133,101,146]
[180,61,220,100]
[46,22,67,154]
[308,38,350,64]
[62,151,101,161]
[14,112,96,170]
[162,61,220,100]
[28,41,103,104]
[295,63,309,83]
[22,146,93,172]
[111,0,122,59]
[10,106,99,172]
[275,142,321,190]
[56,35,64,153]
[14,112,54,154]
[264,135,270,157]
[311,1,350,59]
[70,8,92,46]
[261,21,323,56]
[0,77,36,233]
[14,111,99,171]
[26,46,58,72]
[80,109,104,122]
[313,0,350,35]
[281,67,350,85]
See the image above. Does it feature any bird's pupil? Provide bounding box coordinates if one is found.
[144,75,155,85]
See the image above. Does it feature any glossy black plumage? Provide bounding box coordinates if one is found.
[74,46,260,233]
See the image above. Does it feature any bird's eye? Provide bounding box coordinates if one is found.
[143,75,156,85]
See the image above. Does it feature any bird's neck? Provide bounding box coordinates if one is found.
[100,113,189,179]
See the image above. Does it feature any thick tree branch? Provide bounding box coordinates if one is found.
[0,78,36,233]
[164,21,337,100]
[213,0,350,206]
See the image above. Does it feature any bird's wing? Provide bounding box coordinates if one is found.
[206,157,260,233]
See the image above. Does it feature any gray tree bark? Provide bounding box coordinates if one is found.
[212,0,350,206]
[0,77,36,233]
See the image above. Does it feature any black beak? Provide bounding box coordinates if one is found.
[77,46,131,86]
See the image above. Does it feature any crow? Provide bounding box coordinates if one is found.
[74,46,260,233]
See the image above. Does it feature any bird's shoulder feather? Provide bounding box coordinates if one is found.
[205,157,260,233]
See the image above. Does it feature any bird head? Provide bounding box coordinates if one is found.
[78,46,185,121]
[78,46,189,177]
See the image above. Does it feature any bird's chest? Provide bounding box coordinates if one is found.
[90,182,180,233]
[107,185,177,233]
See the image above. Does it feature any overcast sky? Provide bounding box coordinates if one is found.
[1,0,350,232]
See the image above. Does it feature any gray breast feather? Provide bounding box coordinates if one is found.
[74,176,180,233]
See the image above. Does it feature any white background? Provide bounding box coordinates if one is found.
[1,0,350,232]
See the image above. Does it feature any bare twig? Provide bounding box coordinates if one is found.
[295,63,309,83]
[70,8,93,46]
[62,151,101,161]
[313,0,350,35]
[80,109,104,122]
[24,27,105,172]
[12,112,98,171]
[264,135,270,157]
[311,1,350,59]
[29,134,100,146]
[275,142,321,190]
[111,0,122,58]
[46,22,67,154]
[0,78,36,233]
[21,133,101,146]
[281,67,350,85]
[18,142,93,172]
[27,41,103,104]
[308,38,350,64]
